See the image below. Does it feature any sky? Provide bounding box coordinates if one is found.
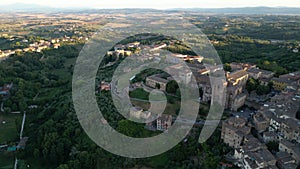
[1,0,300,9]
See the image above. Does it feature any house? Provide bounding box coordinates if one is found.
[243,149,277,169]
[226,85,247,111]
[171,53,204,63]
[100,81,110,91]
[247,68,262,79]
[221,116,251,148]
[225,70,249,111]
[226,70,249,87]
[146,75,169,91]
[196,75,212,102]
[259,78,272,86]
[272,72,300,91]
[235,135,277,169]
[0,83,13,96]
[156,114,172,131]
[129,107,151,120]
[126,41,140,48]
[231,92,247,111]
[247,68,275,80]
[252,111,270,133]
[280,72,300,82]
[280,118,300,144]
[53,43,60,49]
[279,140,300,164]
[269,116,283,133]
[276,151,299,169]
[263,131,278,143]
[36,45,48,52]
[272,78,292,91]
[51,38,60,44]
[165,64,193,84]
[230,62,256,71]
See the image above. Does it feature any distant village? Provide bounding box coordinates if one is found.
[0,33,89,61]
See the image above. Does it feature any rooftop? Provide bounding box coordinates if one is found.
[227,69,248,81]
[147,75,169,84]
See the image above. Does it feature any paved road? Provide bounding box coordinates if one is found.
[175,119,221,126]
[0,102,3,112]
[20,111,26,139]
[14,158,18,169]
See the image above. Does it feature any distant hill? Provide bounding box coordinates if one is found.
[0,3,60,12]
[0,3,89,13]
[170,7,300,15]
[0,4,299,15]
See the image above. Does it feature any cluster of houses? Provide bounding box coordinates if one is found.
[222,114,300,169]
[0,50,16,60]
[106,41,205,64]
[22,39,56,53]
[221,71,300,168]
[102,40,300,169]
[106,41,140,57]
[140,58,300,168]
[0,34,90,61]
[106,41,169,59]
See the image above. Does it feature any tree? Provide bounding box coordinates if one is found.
[246,78,258,92]
[224,63,232,72]
[176,88,181,97]
[268,81,274,89]
[266,141,279,153]
[256,85,270,95]
[33,148,40,159]
[4,107,11,114]
[117,120,142,137]
[166,80,179,93]
[57,164,69,169]
[155,83,161,89]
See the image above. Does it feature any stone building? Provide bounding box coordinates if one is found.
[247,68,274,80]
[279,140,300,164]
[221,116,251,148]
[145,75,169,91]
[280,118,300,144]
[156,114,172,131]
[252,111,271,133]
[225,70,249,111]
[129,107,151,120]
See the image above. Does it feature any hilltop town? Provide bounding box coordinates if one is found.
[97,39,300,169]
[0,10,299,169]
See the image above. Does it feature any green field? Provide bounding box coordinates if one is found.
[129,88,150,100]
[0,113,22,144]
[0,154,14,169]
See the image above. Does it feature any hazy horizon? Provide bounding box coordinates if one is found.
[1,0,300,9]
